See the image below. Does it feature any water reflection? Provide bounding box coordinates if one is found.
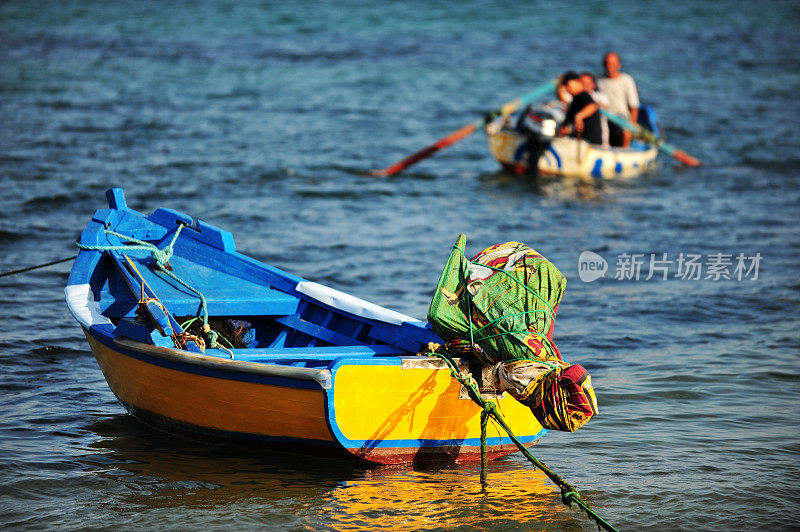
[81,415,577,530]
[479,169,608,203]
[314,461,565,531]
[82,415,362,506]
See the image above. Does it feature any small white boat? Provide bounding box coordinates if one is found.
[486,103,659,179]
[488,128,658,179]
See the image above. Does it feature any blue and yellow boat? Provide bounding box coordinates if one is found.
[66,189,546,465]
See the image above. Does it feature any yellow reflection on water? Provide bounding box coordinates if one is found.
[82,415,578,530]
[313,461,563,531]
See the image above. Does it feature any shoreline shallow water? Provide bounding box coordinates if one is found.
[2,1,799,530]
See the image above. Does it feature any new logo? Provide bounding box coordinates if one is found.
[578,251,608,282]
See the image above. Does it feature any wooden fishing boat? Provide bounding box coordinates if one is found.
[486,103,661,179]
[487,128,658,179]
[65,189,546,465]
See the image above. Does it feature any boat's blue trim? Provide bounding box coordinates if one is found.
[227,344,407,361]
[343,434,544,449]
[591,158,603,178]
[513,141,529,163]
[547,144,562,168]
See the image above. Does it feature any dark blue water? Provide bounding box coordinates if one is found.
[2,1,799,530]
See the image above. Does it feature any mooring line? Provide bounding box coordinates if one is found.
[431,351,620,532]
[0,255,77,278]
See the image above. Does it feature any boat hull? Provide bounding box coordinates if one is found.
[488,129,658,178]
[84,327,545,465]
[86,330,335,445]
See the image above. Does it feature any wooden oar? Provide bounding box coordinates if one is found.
[599,109,701,167]
[371,79,557,177]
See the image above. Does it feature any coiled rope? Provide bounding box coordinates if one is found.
[76,225,232,357]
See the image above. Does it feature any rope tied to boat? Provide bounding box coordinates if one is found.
[429,349,618,532]
[76,225,233,357]
[172,330,206,352]
[429,242,615,528]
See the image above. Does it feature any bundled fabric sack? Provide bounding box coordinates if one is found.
[428,235,598,432]
[428,235,567,364]
[495,359,556,399]
[494,359,597,432]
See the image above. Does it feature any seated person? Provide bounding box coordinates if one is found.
[597,52,639,147]
[557,78,572,105]
[580,72,610,146]
[558,71,602,145]
[580,71,609,108]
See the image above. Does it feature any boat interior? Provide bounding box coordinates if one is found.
[93,238,432,368]
[75,189,437,369]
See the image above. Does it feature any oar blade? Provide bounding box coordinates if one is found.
[672,149,702,167]
[600,108,702,167]
[371,123,478,177]
[371,79,557,177]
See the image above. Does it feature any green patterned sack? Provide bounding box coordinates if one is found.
[427,234,567,364]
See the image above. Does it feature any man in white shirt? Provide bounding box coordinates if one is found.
[597,52,639,147]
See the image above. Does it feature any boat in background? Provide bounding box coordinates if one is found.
[65,189,547,465]
[486,103,660,179]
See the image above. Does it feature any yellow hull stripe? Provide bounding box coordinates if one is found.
[333,363,542,442]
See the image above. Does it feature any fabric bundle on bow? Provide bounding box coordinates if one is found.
[428,235,598,432]
[496,359,598,432]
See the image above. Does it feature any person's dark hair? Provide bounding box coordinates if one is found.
[561,71,580,85]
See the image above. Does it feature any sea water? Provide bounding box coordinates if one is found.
[1,1,799,530]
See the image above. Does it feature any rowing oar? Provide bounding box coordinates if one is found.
[370,79,557,177]
[600,108,701,167]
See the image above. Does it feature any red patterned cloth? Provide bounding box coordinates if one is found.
[528,363,598,432]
